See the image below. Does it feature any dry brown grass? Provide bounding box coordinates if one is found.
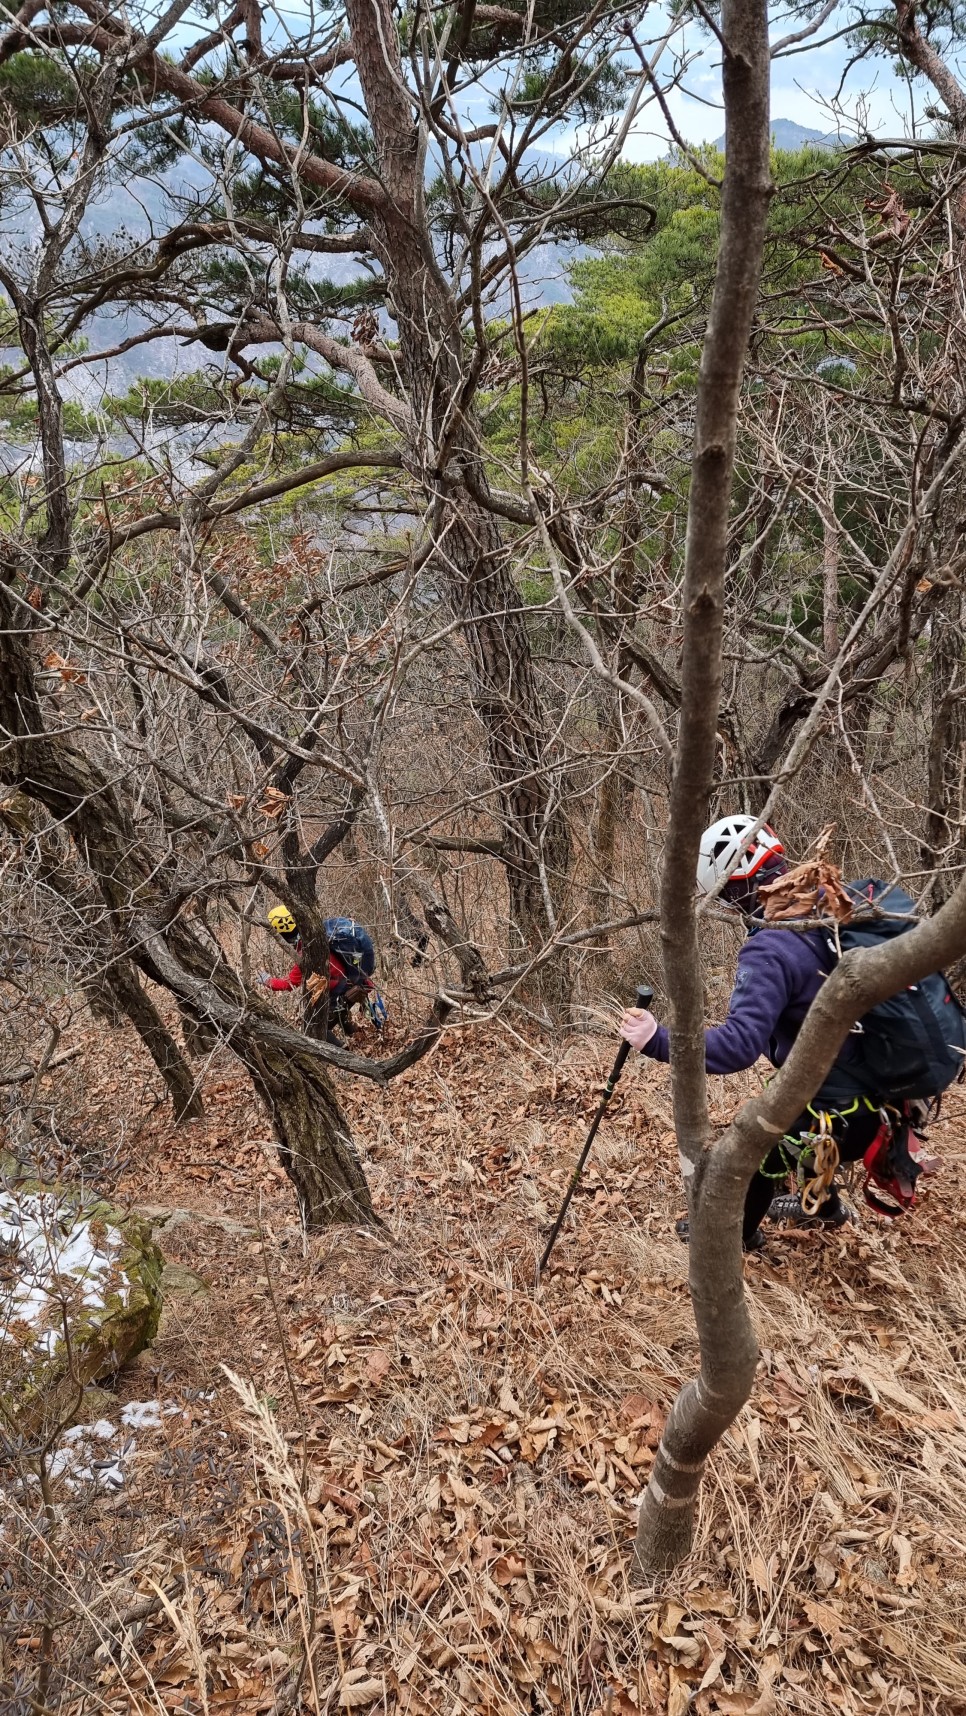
[3,1013,966,1715]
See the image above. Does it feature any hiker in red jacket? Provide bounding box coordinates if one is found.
[258,907,387,1039]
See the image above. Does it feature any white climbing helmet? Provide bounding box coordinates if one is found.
[696,815,784,896]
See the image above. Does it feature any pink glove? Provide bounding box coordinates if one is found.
[620,1008,657,1052]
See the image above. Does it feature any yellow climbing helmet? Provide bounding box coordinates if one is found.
[267,906,298,936]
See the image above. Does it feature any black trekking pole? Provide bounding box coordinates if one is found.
[537,983,653,1283]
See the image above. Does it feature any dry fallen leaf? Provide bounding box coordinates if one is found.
[803,1597,849,1647]
[894,1533,915,1588]
[339,1670,386,1707]
[715,1690,777,1715]
[698,1651,726,1693]
[667,1677,692,1716]
[364,1348,391,1385]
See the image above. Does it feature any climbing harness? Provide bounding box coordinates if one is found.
[763,1096,942,1224]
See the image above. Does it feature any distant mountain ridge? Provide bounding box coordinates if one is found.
[713,117,852,152]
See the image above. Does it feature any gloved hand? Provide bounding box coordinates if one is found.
[257,970,271,987]
[620,1007,657,1051]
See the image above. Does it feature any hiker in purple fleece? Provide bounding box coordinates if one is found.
[641,923,830,1075]
[619,815,882,1248]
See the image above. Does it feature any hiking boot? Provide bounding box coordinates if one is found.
[768,1189,852,1229]
[675,1217,766,1253]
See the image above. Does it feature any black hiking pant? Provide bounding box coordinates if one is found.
[743,1103,883,1246]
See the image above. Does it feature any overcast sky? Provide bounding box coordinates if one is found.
[621,1,963,159]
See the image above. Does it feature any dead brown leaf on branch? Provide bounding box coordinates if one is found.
[258,787,290,820]
[43,648,87,686]
[759,826,854,924]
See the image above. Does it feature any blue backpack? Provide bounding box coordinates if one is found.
[324,917,376,980]
[816,881,966,1106]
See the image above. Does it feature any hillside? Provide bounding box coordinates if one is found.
[714,118,853,151]
[8,1007,966,1715]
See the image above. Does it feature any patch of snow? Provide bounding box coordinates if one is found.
[121,1400,162,1429]
[62,1418,116,1445]
[86,1419,118,1440]
[42,1419,136,1492]
[92,1459,125,1491]
[6,1395,190,1499]
[0,1187,127,1358]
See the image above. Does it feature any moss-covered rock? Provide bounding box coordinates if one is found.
[0,1175,163,1440]
[159,1261,209,1296]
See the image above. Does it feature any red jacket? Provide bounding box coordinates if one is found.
[265,961,305,993]
[266,951,364,995]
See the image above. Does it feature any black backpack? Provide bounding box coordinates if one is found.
[816,880,966,1107]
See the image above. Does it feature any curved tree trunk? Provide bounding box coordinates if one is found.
[86,964,205,1122]
[0,793,204,1122]
[146,920,378,1228]
[0,590,374,1231]
[83,972,126,1027]
[246,1039,376,1229]
[178,1001,219,1061]
[633,0,772,1577]
[923,584,966,910]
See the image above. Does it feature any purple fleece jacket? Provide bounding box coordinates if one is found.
[643,924,834,1074]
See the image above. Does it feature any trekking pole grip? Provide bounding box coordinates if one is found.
[607,984,655,1090]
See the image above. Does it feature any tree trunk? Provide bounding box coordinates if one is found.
[594,715,622,889]
[0,584,374,1229]
[110,961,204,1122]
[634,0,772,1577]
[0,791,204,1122]
[822,506,840,659]
[87,958,204,1121]
[83,973,125,1027]
[343,0,572,999]
[246,1039,376,1228]
[178,1002,219,1060]
[922,584,966,907]
[634,1139,759,1570]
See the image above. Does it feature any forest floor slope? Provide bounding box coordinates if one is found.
[8,1013,966,1715]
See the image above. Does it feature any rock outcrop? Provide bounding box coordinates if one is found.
[0,1177,163,1439]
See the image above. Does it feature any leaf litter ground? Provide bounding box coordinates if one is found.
[5,1017,966,1716]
